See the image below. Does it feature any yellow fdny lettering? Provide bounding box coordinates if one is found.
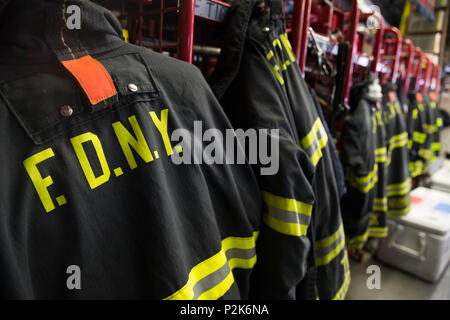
[266,50,284,85]
[71,132,110,189]
[150,109,173,156]
[273,38,287,70]
[23,148,57,213]
[112,115,154,170]
[280,33,296,63]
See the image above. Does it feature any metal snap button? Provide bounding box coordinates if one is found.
[262,27,270,32]
[128,83,139,92]
[60,105,73,117]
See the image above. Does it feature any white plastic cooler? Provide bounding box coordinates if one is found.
[376,187,450,282]
[431,160,450,193]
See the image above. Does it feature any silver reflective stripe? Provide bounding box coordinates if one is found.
[225,247,256,261]
[304,124,327,158]
[266,205,311,226]
[192,261,230,300]
[191,246,256,299]
[315,230,345,258]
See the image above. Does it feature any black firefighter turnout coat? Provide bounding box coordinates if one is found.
[340,79,379,251]
[0,0,263,299]
[210,0,350,300]
[407,85,443,178]
[381,83,411,220]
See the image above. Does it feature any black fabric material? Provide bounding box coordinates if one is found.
[0,0,263,299]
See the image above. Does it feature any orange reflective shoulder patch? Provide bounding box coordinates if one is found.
[429,91,436,101]
[416,93,423,103]
[61,55,117,105]
[388,91,395,103]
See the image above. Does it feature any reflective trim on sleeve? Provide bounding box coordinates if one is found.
[375,147,387,163]
[315,224,346,266]
[410,160,424,178]
[368,226,388,238]
[349,164,379,194]
[373,197,388,212]
[301,117,329,166]
[408,139,413,149]
[386,178,411,197]
[412,131,427,144]
[333,251,351,300]
[347,231,369,251]
[431,142,441,152]
[437,117,443,128]
[387,204,411,218]
[262,191,312,237]
[418,148,433,161]
[389,132,408,151]
[164,232,258,300]
[423,123,437,135]
[412,109,419,120]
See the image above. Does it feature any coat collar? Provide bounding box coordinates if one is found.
[0,0,124,65]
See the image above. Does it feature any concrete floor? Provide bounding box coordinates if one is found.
[346,251,450,300]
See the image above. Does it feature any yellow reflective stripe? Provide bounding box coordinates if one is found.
[334,271,350,300]
[408,140,413,149]
[333,251,350,300]
[301,118,323,149]
[389,133,408,149]
[375,147,387,155]
[333,268,351,300]
[316,238,345,266]
[373,204,387,211]
[353,164,378,184]
[418,148,433,160]
[301,118,329,166]
[387,178,411,191]
[376,155,387,163]
[373,197,388,212]
[388,205,411,218]
[437,117,443,128]
[350,164,378,193]
[432,142,441,151]
[315,224,346,266]
[423,124,437,134]
[197,272,235,300]
[413,131,427,144]
[262,191,313,216]
[347,232,369,249]
[390,132,408,144]
[387,187,410,197]
[263,213,308,236]
[315,224,344,249]
[412,109,418,119]
[310,133,328,166]
[368,227,388,238]
[374,197,387,204]
[375,147,387,163]
[165,232,258,300]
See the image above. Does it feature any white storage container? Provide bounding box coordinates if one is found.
[376,187,450,282]
[431,159,450,193]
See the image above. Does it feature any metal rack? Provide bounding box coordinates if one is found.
[117,0,441,101]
